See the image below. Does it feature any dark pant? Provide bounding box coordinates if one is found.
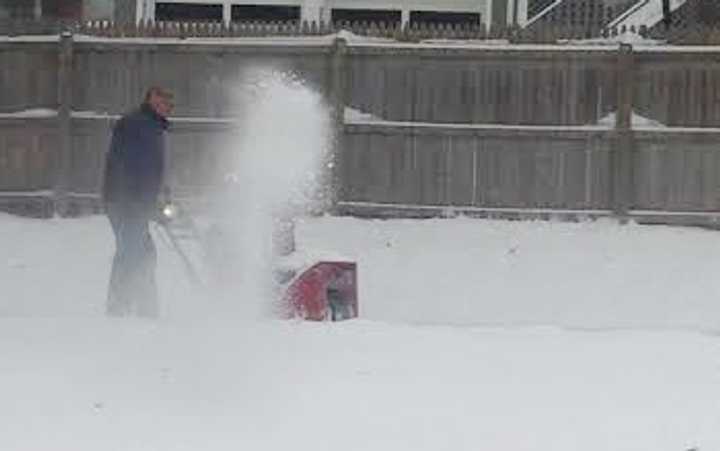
[106,203,158,318]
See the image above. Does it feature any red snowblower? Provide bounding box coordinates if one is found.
[278,260,358,321]
[156,201,358,322]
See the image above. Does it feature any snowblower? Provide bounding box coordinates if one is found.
[155,200,358,322]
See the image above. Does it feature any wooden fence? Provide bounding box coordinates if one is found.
[0,41,58,112]
[3,34,720,223]
[341,123,613,210]
[6,115,720,224]
[10,34,720,126]
[341,123,720,215]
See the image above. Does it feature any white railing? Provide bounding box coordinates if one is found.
[606,0,649,29]
[608,0,687,29]
[524,0,563,28]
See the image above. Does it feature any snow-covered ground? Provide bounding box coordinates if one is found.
[2,212,720,451]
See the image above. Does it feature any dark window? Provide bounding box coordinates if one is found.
[410,11,481,26]
[155,3,223,21]
[231,5,301,22]
[42,0,83,19]
[331,8,401,25]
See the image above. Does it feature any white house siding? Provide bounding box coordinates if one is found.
[134,0,514,27]
[84,0,115,20]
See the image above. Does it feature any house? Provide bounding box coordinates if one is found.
[129,0,532,28]
[0,0,115,21]
[15,0,695,33]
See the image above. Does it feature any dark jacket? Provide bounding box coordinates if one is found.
[102,103,169,213]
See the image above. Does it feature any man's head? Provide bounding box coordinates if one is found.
[144,86,174,118]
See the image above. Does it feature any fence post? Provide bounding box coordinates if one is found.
[328,36,347,212]
[612,42,635,218]
[55,30,74,217]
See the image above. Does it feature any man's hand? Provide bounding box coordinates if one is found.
[155,185,176,224]
[155,202,178,224]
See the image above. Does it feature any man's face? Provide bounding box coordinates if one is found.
[149,92,174,118]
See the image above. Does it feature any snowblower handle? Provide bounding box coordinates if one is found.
[160,185,173,204]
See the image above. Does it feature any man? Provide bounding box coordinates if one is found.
[102,87,174,318]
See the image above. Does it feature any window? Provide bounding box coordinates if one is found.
[331,8,401,25]
[410,11,481,26]
[1,3,33,20]
[231,5,301,22]
[42,0,83,20]
[155,3,223,22]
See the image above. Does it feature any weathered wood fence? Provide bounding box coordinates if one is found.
[3,33,720,224]
[340,123,720,216]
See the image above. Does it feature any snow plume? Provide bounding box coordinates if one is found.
[205,68,333,320]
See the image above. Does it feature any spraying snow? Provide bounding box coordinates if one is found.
[203,70,333,320]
